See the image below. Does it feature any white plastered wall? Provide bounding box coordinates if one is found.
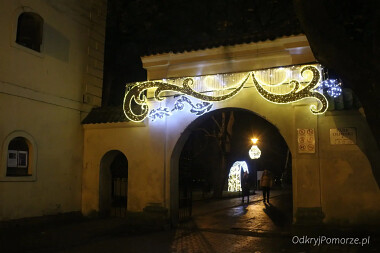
[0,0,106,220]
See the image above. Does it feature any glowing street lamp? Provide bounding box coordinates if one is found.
[249,137,261,159]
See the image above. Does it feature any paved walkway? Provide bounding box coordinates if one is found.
[1,190,378,252]
[191,190,292,235]
[169,190,293,253]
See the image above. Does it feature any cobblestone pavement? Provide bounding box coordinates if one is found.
[191,191,292,234]
[59,191,378,253]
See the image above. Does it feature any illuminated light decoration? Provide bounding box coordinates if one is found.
[249,145,261,159]
[123,75,249,122]
[254,67,291,87]
[327,86,342,98]
[148,107,171,121]
[123,65,329,122]
[251,66,328,114]
[203,75,221,89]
[172,96,213,116]
[228,161,249,192]
[148,96,213,121]
[249,137,261,159]
[321,79,342,98]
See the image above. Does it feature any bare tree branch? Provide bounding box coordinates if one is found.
[211,115,222,132]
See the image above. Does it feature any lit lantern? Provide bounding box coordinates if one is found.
[249,138,261,159]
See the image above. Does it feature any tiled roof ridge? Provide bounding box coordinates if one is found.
[82,106,128,124]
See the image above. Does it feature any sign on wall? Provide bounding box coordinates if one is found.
[330,128,356,145]
[297,128,315,153]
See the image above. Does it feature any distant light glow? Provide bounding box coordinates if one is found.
[251,138,258,144]
[228,161,249,192]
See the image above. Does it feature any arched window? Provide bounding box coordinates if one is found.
[7,137,30,176]
[16,12,43,52]
[1,131,37,181]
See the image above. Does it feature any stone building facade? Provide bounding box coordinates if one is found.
[0,0,106,220]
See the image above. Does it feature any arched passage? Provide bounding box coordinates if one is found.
[99,150,128,217]
[82,60,380,225]
[170,108,292,224]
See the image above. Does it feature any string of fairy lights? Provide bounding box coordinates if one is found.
[123,64,342,122]
[227,161,249,192]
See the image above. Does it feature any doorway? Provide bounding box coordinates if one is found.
[99,150,128,217]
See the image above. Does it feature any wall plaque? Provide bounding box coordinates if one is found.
[330,128,356,145]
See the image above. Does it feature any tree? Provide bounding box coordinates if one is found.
[195,111,235,198]
[293,0,380,186]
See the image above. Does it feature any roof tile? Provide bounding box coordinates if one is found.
[82,106,129,124]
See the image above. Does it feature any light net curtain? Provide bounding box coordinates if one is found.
[156,64,322,98]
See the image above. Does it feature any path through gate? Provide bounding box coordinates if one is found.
[179,154,192,221]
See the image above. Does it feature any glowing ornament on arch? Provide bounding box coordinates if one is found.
[148,95,213,121]
[249,138,261,159]
[123,75,248,122]
[122,65,328,122]
[251,65,328,115]
[321,79,342,98]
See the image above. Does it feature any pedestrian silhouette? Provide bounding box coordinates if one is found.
[241,171,250,203]
[260,169,273,203]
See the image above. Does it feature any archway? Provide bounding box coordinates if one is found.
[99,150,128,217]
[171,108,292,224]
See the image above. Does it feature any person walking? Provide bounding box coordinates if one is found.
[260,169,273,203]
[241,171,250,203]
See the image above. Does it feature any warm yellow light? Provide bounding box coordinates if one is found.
[251,138,258,144]
[122,65,327,122]
[251,65,328,114]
